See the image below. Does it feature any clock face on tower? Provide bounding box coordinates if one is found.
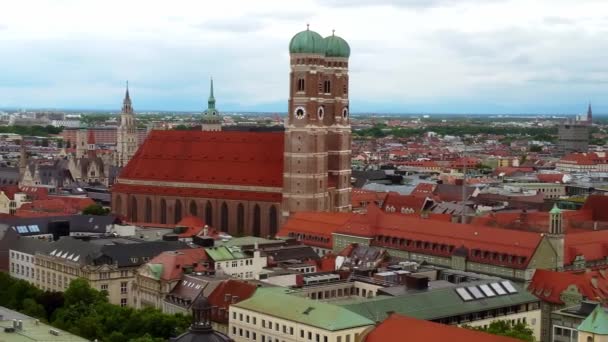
[212,111,217,116]
[295,106,306,120]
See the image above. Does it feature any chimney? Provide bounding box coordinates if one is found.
[224,293,231,303]
[594,221,598,231]
[12,319,17,329]
[17,320,23,331]
[203,225,209,237]
[232,295,239,304]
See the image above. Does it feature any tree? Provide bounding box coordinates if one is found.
[22,298,46,319]
[82,203,110,215]
[466,320,535,341]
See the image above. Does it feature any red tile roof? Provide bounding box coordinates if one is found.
[537,173,566,183]
[147,248,208,281]
[528,269,608,305]
[351,189,389,209]
[118,130,284,187]
[0,186,20,200]
[279,204,543,269]
[582,195,608,222]
[382,193,428,213]
[364,314,521,342]
[559,152,607,166]
[208,279,257,324]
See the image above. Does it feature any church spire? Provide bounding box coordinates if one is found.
[122,81,133,114]
[587,102,593,122]
[19,139,27,180]
[207,77,216,110]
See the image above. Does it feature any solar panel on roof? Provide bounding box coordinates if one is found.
[27,225,40,233]
[479,284,496,297]
[467,286,485,299]
[501,281,518,294]
[17,226,28,233]
[490,282,507,295]
[456,288,473,301]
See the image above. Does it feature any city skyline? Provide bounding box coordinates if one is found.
[1,0,607,114]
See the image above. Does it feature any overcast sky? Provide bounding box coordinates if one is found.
[1,0,607,114]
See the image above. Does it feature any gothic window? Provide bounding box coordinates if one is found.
[269,206,278,237]
[294,106,306,120]
[221,202,228,232]
[253,204,261,237]
[189,201,197,216]
[205,201,213,226]
[323,80,331,93]
[237,203,245,236]
[174,200,182,223]
[145,198,152,223]
[297,78,305,92]
[317,106,324,120]
[160,199,167,224]
[130,197,138,222]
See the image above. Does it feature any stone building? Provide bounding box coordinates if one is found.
[112,27,353,237]
[115,82,139,167]
[558,104,592,155]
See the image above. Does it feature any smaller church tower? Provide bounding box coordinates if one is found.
[587,103,593,123]
[115,81,138,166]
[87,129,97,159]
[75,128,87,159]
[18,139,27,181]
[201,78,222,132]
[548,203,565,270]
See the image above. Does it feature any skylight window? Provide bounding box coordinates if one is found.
[467,286,485,299]
[456,288,473,301]
[479,284,496,297]
[501,281,518,294]
[490,282,507,295]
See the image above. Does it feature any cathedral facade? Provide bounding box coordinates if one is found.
[111,28,352,237]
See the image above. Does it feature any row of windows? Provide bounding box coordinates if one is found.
[11,251,32,262]
[287,232,330,244]
[11,263,34,278]
[293,58,348,68]
[295,78,348,96]
[231,312,356,342]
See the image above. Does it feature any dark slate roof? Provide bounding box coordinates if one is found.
[11,237,54,255]
[262,245,320,262]
[352,170,389,188]
[43,236,189,267]
[0,167,19,185]
[3,215,118,236]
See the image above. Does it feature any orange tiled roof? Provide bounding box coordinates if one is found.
[147,248,208,281]
[528,269,608,305]
[364,314,521,342]
[118,130,284,187]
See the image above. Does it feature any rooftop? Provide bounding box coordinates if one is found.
[233,287,374,331]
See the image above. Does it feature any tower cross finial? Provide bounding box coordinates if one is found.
[306,23,309,30]
[332,29,335,36]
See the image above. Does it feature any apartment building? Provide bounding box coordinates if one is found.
[229,287,374,342]
[34,236,186,306]
[206,246,267,280]
[9,238,52,284]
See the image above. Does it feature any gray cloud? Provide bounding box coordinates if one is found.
[319,0,505,9]
[196,18,265,33]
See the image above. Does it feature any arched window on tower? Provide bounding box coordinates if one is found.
[237,203,245,236]
[269,205,278,237]
[160,199,167,224]
[323,80,331,94]
[221,202,228,232]
[174,200,182,223]
[297,78,305,92]
[145,198,152,223]
[205,201,213,226]
[130,197,138,222]
[189,201,197,217]
[253,204,261,237]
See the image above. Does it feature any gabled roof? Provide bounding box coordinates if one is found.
[381,193,428,213]
[145,248,208,281]
[207,279,257,323]
[364,314,521,342]
[118,130,284,188]
[233,287,374,331]
[527,269,608,305]
[578,304,608,335]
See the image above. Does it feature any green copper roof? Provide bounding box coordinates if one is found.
[234,287,374,331]
[289,28,325,55]
[324,34,350,58]
[578,304,608,335]
[205,246,246,261]
[550,203,562,214]
[339,281,537,322]
[216,237,278,248]
[148,263,163,280]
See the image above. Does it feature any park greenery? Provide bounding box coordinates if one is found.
[465,320,536,341]
[354,123,558,143]
[0,273,190,342]
[82,203,111,216]
[0,125,63,136]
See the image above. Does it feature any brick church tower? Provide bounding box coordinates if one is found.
[282,26,352,216]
